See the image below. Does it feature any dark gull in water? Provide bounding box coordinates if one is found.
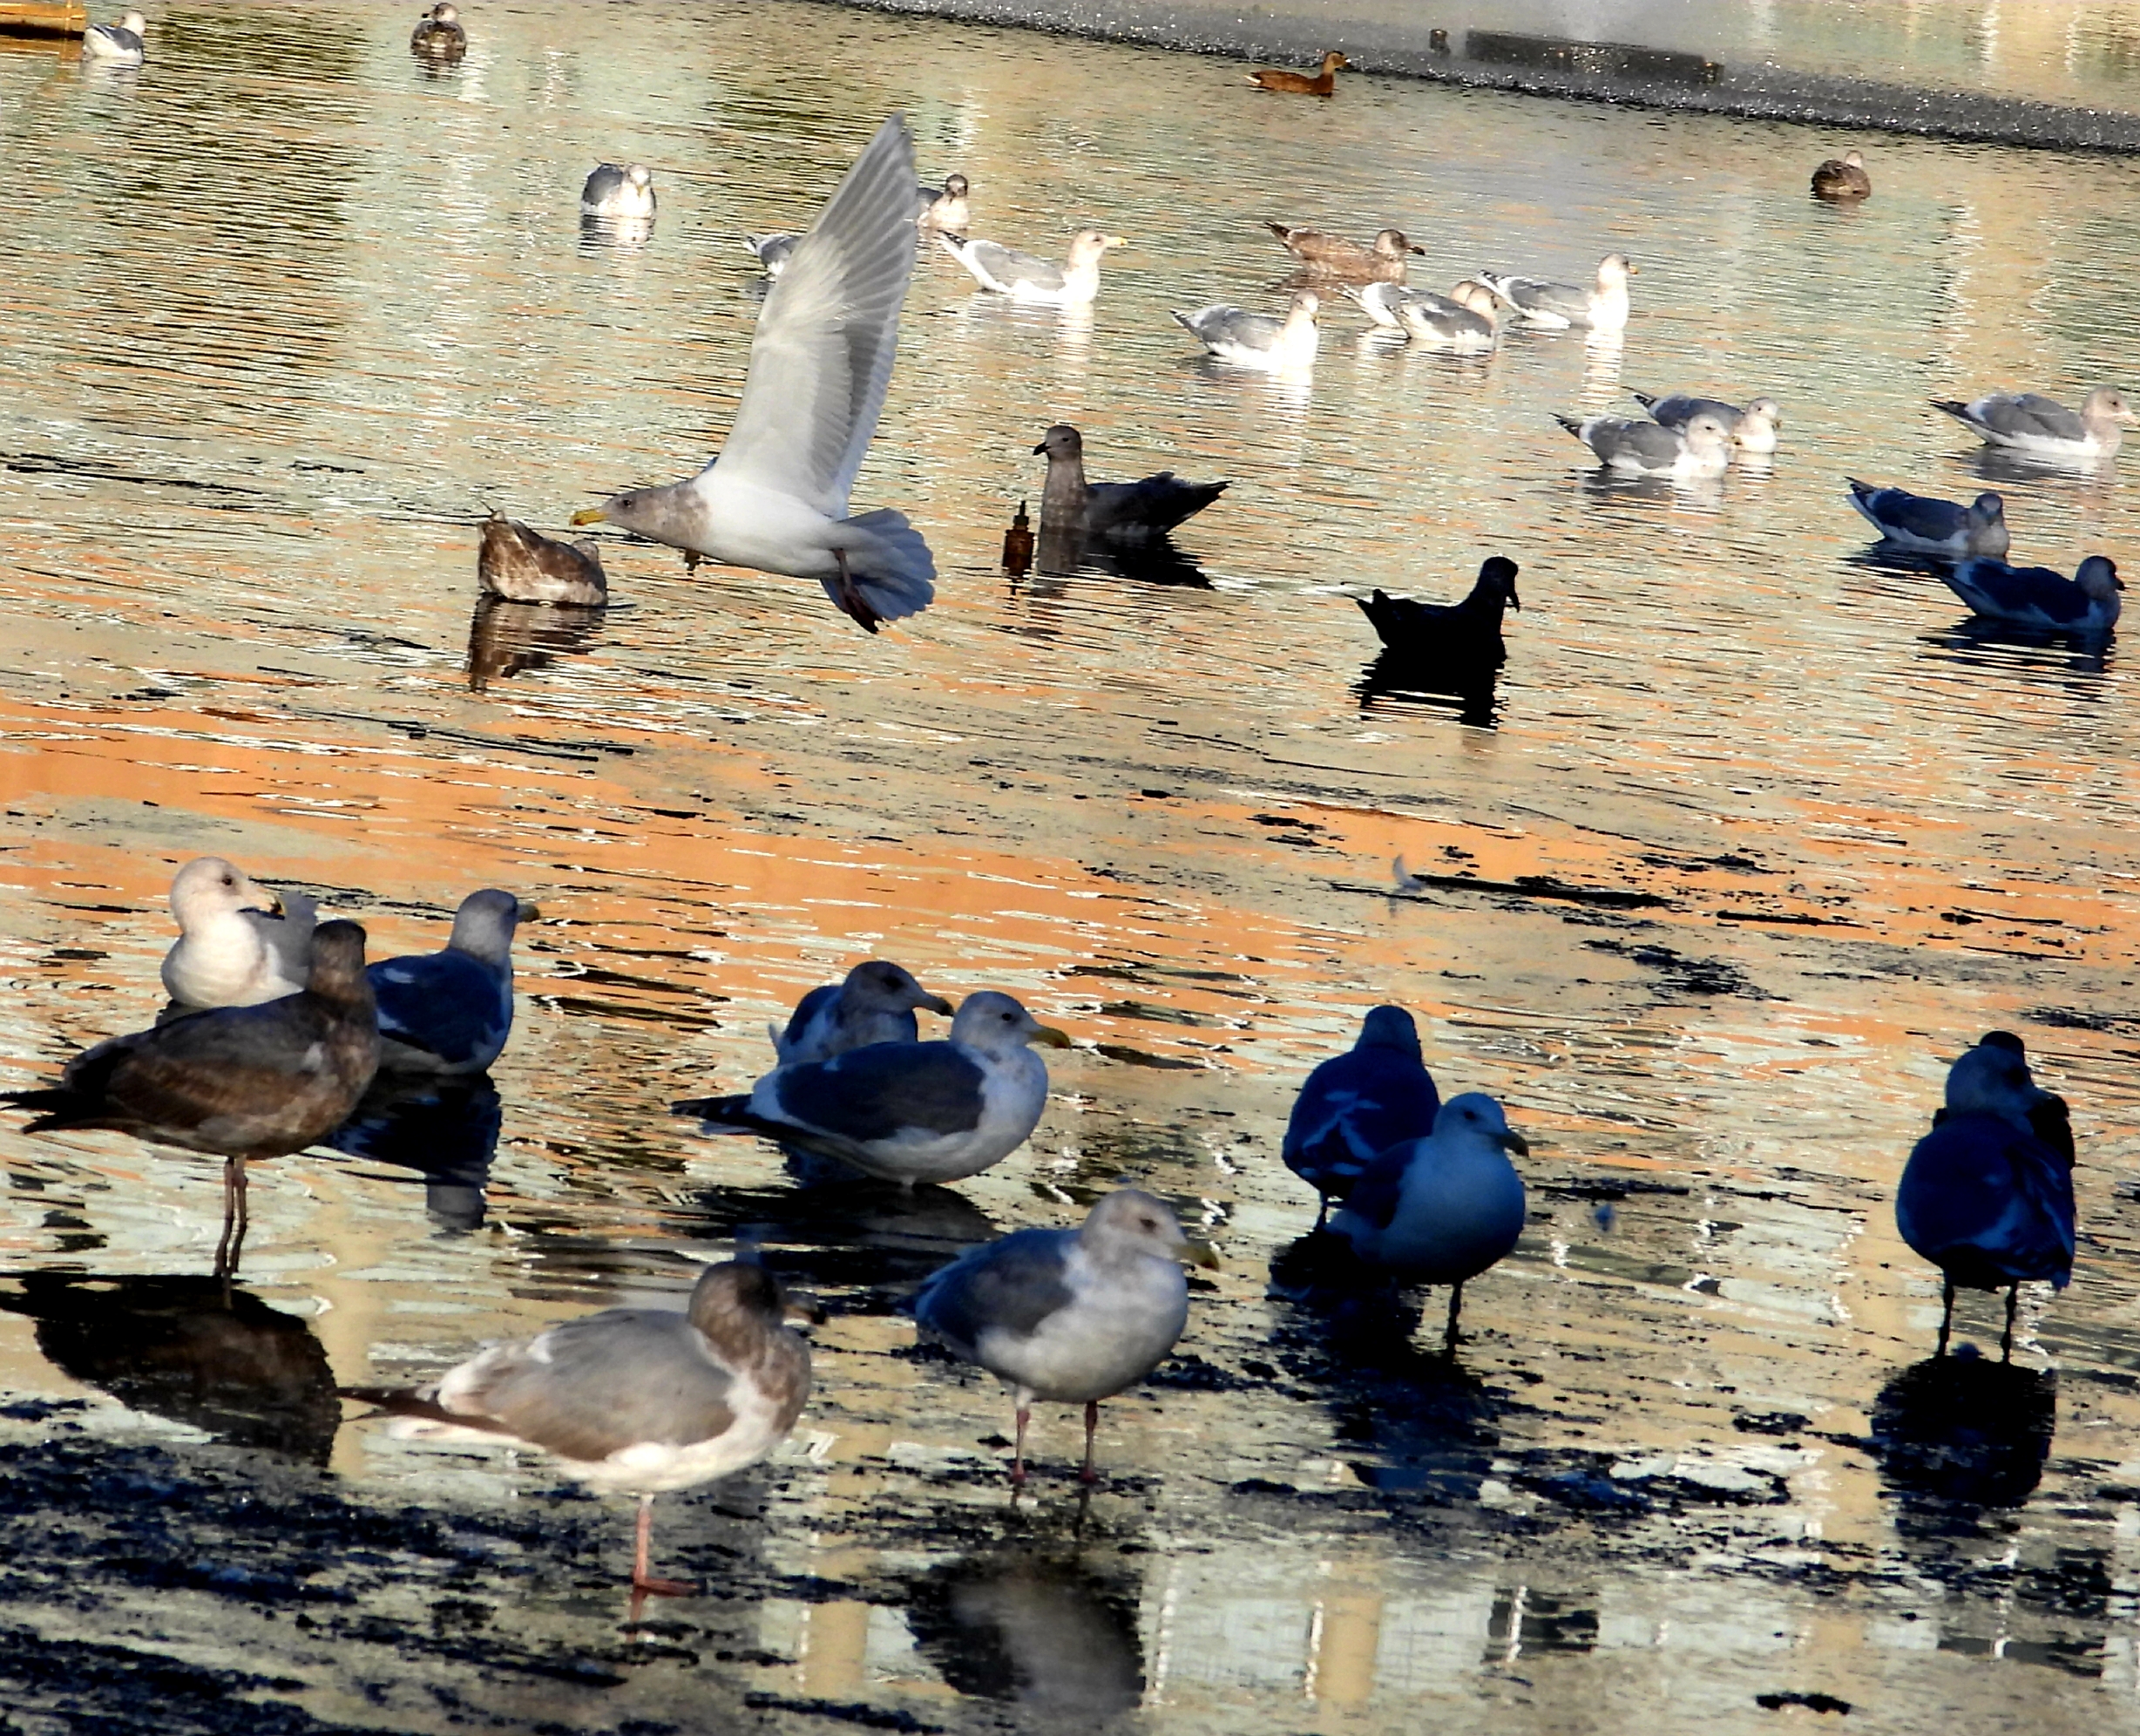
[1555,410,1731,478]
[570,116,935,635]
[409,2,465,58]
[3,920,380,1272]
[915,172,970,232]
[1282,1006,1441,1220]
[1032,424,1229,542]
[1357,557,1520,668]
[1263,223,1424,282]
[369,889,533,1076]
[742,231,799,277]
[1845,481,2009,559]
[83,10,146,62]
[1812,149,1872,200]
[677,990,1071,1186]
[159,856,318,1010]
[938,229,1126,307]
[1171,290,1320,372]
[915,1189,1217,1483]
[1632,390,1782,454]
[580,163,656,220]
[1329,1094,1528,1350]
[1479,254,1635,333]
[361,1261,810,1597]
[477,514,607,605]
[1943,555,2122,634]
[1931,385,2137,461]
[1897,1033,2075,1359]
[769,960,953,1065]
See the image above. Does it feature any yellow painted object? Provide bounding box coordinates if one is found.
[0,2,88,38]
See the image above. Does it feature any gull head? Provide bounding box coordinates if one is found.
[119,10,146,31]
[1081,1187,1220,1269]
[2076,555,2123,601]
[1432,1092,1528,1156]
[1357,1004,1422,1055]
[1969,492,2006,525]
[307,919,372,1000]
[1480,554,1521,610]
[1743,397,1783,430]
[572,481,687,540]
[625,164,654,190]
[429,3,459,22]
[843,959,953,1019]
[1450,279,1499,322]
[1598,253,1636,284]
[1842,150,1866,169]
[172,856,286,926]
[1067,230,1127,268]
[942,173,969,196]
[1033,423,1082,461]
[2082,385,2138,428]
[447,887,531,965]
[1372,228,1426,259]
[950,989,1072,1055]
[1290,288,1322,322]
[1945,1032,2051,1126]
[686,1258,795,1339]
[1683,413,1732,455]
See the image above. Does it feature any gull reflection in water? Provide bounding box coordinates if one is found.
[1032,521,1209,587]
[465,594,606,692]
[579,214,656,253]
[683,1171,998,1294]
[325,1074,502,1231]
[907,1546,1144,1719]
[0,1274,341,1464]
[1356,650,1500,729]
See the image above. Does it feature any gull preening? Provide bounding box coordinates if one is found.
[1845,481,2008,559]
[580,163,656,220]
[369,890,532,1076]
[571,116,935,634]
[938,229,1126,306]
[1281,1006,1442,1220]
[768,960,953,1065]
[1943,555,2123,634]
[675,990,1072,1187]
[914,1189,1216,1483]
[1556,410,1731,478]
[1932,385,2137,462]
[1264,223,1424,281]
[1633,390,1781,454]
[1480,254,1635,333]
[83,10,146,63]
[477,515,607,604]
[1031,424,1229,541]
[1172,290,1320,371]
[160,857,318,1011]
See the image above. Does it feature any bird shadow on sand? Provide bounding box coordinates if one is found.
[1871,1352,2056,1534]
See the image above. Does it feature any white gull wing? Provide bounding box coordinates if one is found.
[716,115,918,519]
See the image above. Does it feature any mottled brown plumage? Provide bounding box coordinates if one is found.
[477,514,607,605]
[1811,149,1871,200]
[1249,50,1348,94]
[1264,222,1423,281]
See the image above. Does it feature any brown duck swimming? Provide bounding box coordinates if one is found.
[1249,50,1348,94]
[1266,222,1423,281]
[478,514,608,605]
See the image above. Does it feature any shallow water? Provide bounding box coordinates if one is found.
[3,3,2140,1732]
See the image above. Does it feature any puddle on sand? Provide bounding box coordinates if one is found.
[3,2,2140,1730]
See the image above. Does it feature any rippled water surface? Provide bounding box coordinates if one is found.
[3,4,2140,1731]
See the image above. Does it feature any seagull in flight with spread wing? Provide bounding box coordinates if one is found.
[572,115,934,634]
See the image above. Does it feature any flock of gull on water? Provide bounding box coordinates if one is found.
[6,5,2108,1599]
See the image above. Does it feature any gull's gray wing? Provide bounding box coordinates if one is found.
[769,1041,987,1142]
[1642,394,1739,431]
[1866,488,1963,541]
[1182,308,1280,348]
[1500,277,1586,319]
[915,1228,1076,1358]
[967,241,1063,293]
[369,950,508,1069]
[1336,1142,1413,1234]
[1591,419,1688,467]
[718,115,918,517]
[1084,475,1229,536]
[1997,393,2086,439]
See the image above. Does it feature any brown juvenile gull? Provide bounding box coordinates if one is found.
[916,172,971,232]
[1931,385,2138,462]
[938,229,1126,307]
[768,959,954,1066]
[369,889,535,1076]
[3,920,380,1272]
[1479,254,1635,333]
[1264,223,1423,281]
[409,2,465,58]
[477,514,607,605]
[570,117,935,634]
[361,1261,810,1597]
[1032,424,1229,541]
[1632,390,1782,454]
[915,1189,1217,1483]
[160,856,318,1010]
[676,990,1071,1187]
[1845,481,2008,559]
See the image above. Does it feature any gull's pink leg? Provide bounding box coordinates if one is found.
[1011,1404,1031,1486]
[1080,1400,1100,1484]
[831,549,881,634]
[630,1495,695,1597]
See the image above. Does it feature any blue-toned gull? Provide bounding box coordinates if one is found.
[1845,481,2008,559]
[368,889,533,1076]
[769,959,953,1065]
[1281,1006,1442,1219]
[915,1188,1217,1482]
[1944,555,2122,634]
[1932,385,2137,461]
[1897,1032,2076,1358]
[160,857,319,1011]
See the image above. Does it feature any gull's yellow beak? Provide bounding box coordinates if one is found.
[1626,262,1641,275]
[570,506,606,526]
[259,889,286,919]
[1106,235,1128,248]
[1033,1024,1074,1049]
[1183,1239,1221,1270]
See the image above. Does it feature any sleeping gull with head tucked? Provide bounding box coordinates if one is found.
[1173,290,1320,371]
[1282,1006,1441,1221]
[359,1261,810,1597]
[1556,410,1731,478]
[160,857,318,1011]
[1633,390,1781,454]
[369,889,534,1076]
[1943,555,2122,634]
[676,990,1072,1186]
[1932,386,2137,462]
[769,960,953,1065]
[1845,481,2008,559]
[915,1189,1217,1483]
[571,116,934,634]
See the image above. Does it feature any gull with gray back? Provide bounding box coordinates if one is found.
[1556,410,1731,478]
[938,229,1125,306]
[1931,385,2138,462]
[580,163,656,220]
[1172,290,1320,371]
[1479,254,1635,333]
[1943,555,2122,634]
[83,10,146,62]
[1845,481,2008,559]
[1633,391,1782,454]
[368,890,533,1076]
[769,960,954,1066]
[1282,1006,1442,1218]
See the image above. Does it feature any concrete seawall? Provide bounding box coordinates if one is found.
[815,0,2140,153]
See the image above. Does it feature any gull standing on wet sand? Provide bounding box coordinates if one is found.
[160,857,318,1011]
[1480,254,1635,333]
[769,960,954,1065]
[1173,290,1320,371]
[571,116,935,634]
[1931,386,2138,462]
[938,229,1126,307]
[915,1189,1218,1483]
[362,1262,811,1597]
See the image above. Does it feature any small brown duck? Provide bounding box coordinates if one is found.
[1002,501,1034,574]
[1811,150,1871,200]
[1266,222,1424,281]
[477,514,607,605]
[1249,50,1348,95]
[410,2,467,59]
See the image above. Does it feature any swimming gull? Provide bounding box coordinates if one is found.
[83,10,146,62]
[1943,555,2122,634]
[742,231,798,277]
[1032,424,1229,541]
[1172,290,1319,371]
[676,990,1072,1187]
[409,2,465,58]
[1264,223,1424,282]
[1247,50,1349,95]
[478,514,607,605]
[1357,556,1520,668]
[369,889,533,1076]
[1281,1006,1442,1220]
[1845,481,2008,559]
[1555,410,1731,478]
[1479,254,1635,333]
[938,229,1126,307]
[914,1188,1217,1483]
[3,920,379,1273]
[769,959,954,1065]
[1931,386,2137,461]
[1396,281,1500,353]
[570,115,935,634]
[1328,1093,1528,1350]
[1344,281,1436,329]
[1633,391,1782,454]
[1897,1033,2075,1359]
[916,172,970,232]
[362,1261,810,1597]
[1811,149,1872,200]
[580,163,656,220]
[160,857,318,1011]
